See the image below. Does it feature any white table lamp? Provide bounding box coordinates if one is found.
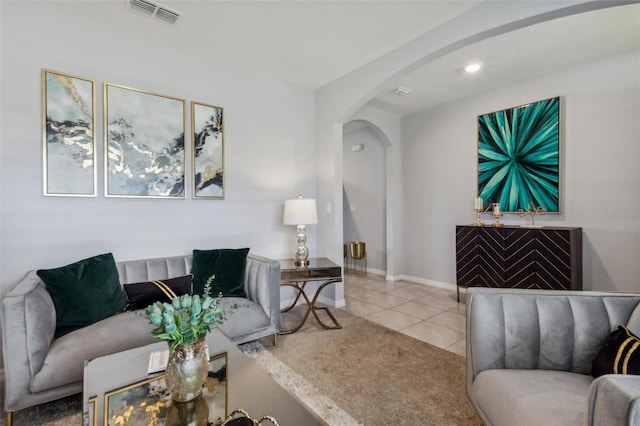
[283,196,318,266]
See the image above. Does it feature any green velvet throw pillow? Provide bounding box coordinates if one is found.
[191,248,250,297]
[37,253,127,338]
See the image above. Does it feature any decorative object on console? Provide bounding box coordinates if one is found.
[36,252,127,337]
[517,202,546,227]
[104,82,186,198]
[473,197,485,227]
[491,202,503,227]
[192,101,224,199]
[478,96,561,213]
[283,196,318,266]
[42,69,96,197]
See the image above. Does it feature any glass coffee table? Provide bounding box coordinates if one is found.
[83,328,324,425]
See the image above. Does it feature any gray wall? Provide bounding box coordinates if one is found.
[401,50,640,292]
[0,2,316,296]
[342,125,387,272]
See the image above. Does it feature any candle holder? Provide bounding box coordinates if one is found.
[491,203,503,227]
[473,208,485,227]
[492,212,503,227]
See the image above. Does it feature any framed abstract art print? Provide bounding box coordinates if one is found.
[192,101,224,199]
[477,96,561,213]
[104,83,186,198]
[42,69,96,196]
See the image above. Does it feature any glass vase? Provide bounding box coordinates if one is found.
[165,336,209,402]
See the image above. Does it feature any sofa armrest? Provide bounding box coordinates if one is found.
[244,254,281,333]
[586,374,640,426]
[1,271,57,411]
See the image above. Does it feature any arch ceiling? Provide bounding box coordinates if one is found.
[30,1,640,116]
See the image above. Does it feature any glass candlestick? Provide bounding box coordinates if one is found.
[492,212,503,227]
[473,208,485,227]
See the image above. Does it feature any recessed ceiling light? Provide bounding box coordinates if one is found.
[393,86,412,96]
[465,63,482,73]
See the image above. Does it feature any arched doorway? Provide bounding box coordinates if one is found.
[342,119,393,277]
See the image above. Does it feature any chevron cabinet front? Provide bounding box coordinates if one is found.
[456,225,582,300]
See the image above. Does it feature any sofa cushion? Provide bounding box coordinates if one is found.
[191,248,249,297]
[216,297,271,339]
[30,311,157,392]
[471,369,592,426]
[36,253,127,337]
[30,298,267,392]
[123,274,194,311]
[591,325,640,378]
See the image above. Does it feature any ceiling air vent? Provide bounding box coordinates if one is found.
[125,0,183,25]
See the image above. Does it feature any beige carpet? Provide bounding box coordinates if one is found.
[0,307,480,426]
[256,306,481,426]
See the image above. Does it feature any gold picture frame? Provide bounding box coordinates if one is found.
[42,69,97,197]
[104,83,186,198]
[82,396,97,426]
[477,96,561,213]
[192,101,225,199]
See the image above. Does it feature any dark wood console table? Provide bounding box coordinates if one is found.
[279,258,342,334]
[455,225,582,301]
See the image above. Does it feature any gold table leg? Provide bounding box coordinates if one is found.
[279,279,342,335]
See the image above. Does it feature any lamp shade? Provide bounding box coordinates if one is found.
[283,198,318,225]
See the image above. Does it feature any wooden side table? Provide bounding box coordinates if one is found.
[278,258,342,335]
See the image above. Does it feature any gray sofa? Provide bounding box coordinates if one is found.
[1,253,281,423]
[466,287,640,426]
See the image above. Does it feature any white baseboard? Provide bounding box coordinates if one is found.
[344,266,387,278]
[318,295,346,308]
[280,294,346,310]
[280,268,461,310]
[368,271,460,294]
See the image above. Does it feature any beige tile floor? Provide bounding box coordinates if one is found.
[339,270,467,357]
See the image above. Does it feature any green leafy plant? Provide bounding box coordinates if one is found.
[142,275,241,352]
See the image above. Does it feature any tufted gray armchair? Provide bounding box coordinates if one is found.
[466,287,640,426]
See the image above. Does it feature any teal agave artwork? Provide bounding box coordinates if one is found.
[478,97,560,212]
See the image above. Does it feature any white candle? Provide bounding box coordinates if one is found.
[493,203,501,215]
[475,197,483,210]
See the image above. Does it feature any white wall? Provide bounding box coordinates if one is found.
[314,1,605,283]
[401,51,640,292]
[342,126,386,272]
[0,2,316,296]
